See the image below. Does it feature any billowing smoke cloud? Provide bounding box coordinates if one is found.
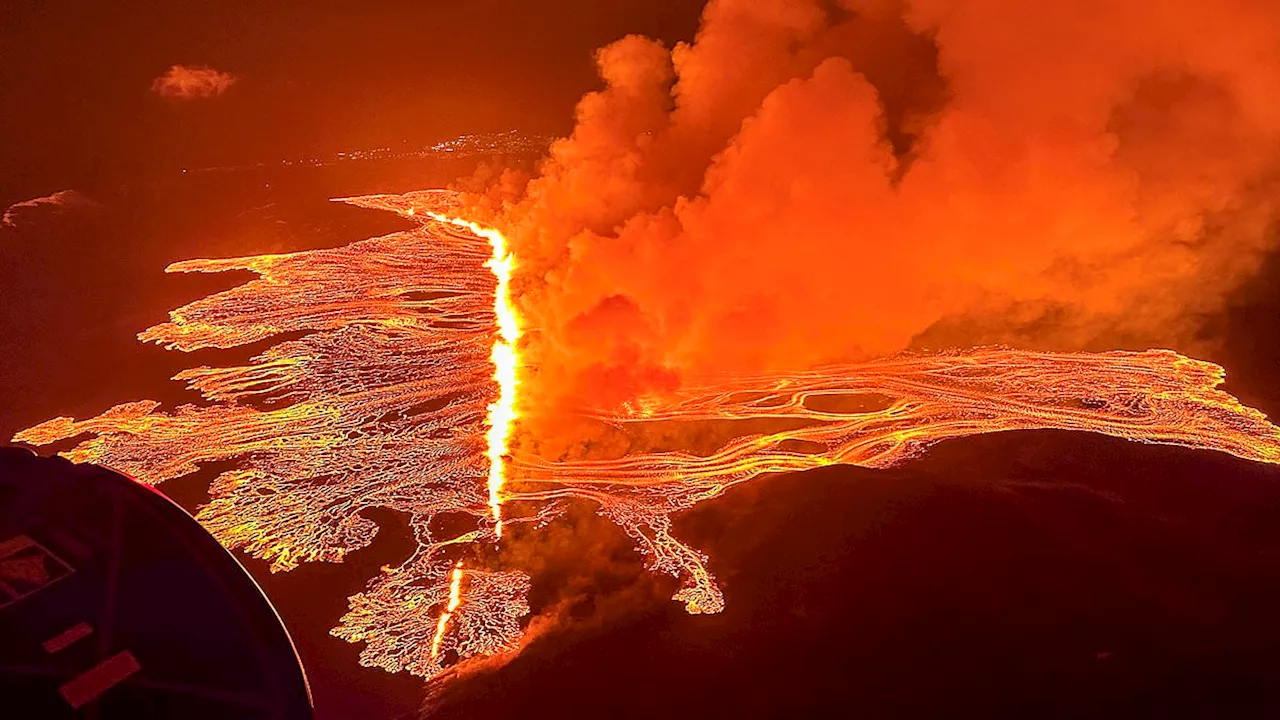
[463,0,1280,415]
[2,190,98,229]
[150,64,237,100]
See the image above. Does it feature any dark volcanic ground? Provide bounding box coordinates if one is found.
[428,432,1280,719]
[5,165,1280,718]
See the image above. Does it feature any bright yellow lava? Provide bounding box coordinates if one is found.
[426,211,519,538]
[430,562,466,661]
[14,189,1280,680]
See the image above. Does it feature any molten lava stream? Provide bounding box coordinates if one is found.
[425,210,521,539]
[431,562,466,661]
[13,189,1280,679]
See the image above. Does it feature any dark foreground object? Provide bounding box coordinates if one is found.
[0,447,312,719]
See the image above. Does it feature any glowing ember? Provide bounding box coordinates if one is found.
[14,190,1280,678]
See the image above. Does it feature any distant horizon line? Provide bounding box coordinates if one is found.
[182,130,555,175]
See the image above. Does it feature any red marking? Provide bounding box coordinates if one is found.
[43,623,94,654]
[59,651,140,709]
[0,535,34,558]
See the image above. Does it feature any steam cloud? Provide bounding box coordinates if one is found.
[150,64,237,100]
[461,0,1280,415]
[2,190,97,229]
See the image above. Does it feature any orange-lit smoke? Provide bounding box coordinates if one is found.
[14,192,1280,679]
[16,0,1280,684]
[461,0,1280,414]
[151,64,237,100]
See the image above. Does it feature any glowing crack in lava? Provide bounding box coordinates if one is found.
[14,189,1280,677]
[431,562,466,662]
[422,209,520,538]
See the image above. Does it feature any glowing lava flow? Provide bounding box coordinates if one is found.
[431,562,466,661]
[14,189,1280,680]
[512,347,1280,613]
[425,211,520,538]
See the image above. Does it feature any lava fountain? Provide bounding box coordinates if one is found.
[14,189,1280,678]
[424,210,521,538]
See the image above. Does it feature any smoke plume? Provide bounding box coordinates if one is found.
[150,64,237,100]
[461,0,1280,417]
[2,190,98,229]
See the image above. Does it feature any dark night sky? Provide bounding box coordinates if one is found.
[0,1,704,204]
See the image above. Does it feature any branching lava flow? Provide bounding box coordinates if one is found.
[15,190,1280,677]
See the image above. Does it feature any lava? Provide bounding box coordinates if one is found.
[14,190,1280,678]
[431,562,466,662]
[425,210,521,538]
